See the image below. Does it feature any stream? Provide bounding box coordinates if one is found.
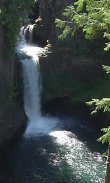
[0,27,106,183]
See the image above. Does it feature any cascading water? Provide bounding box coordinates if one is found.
[21,58,41,119]
[20,48,41,120]
[23,24,35,43]
[17,27,58,136]
[2,27,105,183]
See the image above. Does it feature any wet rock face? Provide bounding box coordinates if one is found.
[32,18,49,47]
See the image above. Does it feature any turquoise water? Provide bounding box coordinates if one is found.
[0,117,105,183]
[3,28,105,183]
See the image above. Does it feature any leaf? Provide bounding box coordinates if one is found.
[75,0,85,12]
[55,19,66,29]
[86,98,110,114]
[102,65,110,74]
[98,127,110,144]
[104,43,110,51]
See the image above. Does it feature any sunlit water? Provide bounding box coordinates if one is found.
[0,122,106,183]
[0,29,106,183]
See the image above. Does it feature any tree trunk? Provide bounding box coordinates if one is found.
[105,142,110,183]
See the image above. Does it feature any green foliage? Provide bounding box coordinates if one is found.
[103,65,110,74]
[98,127,110,144]
[87,98,110,114]
[56,0,110,50]
[86,66,110,144]
[56,1,110,146]
[86,65,110,143]
[0,0,35,56]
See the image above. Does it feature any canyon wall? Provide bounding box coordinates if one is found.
[30,0,71,45]
[0,0,26,149]
[33,0,110,130]
[33,0,109,103]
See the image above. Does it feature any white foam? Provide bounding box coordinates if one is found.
[17,28,59,137]
[24,116,59,137]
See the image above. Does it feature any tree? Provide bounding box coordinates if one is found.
[0,0,35,54]
[87,95,110,183]
[56,1,110,183]
[56,0,110,51]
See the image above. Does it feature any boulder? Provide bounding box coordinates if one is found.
[32,17,48,46]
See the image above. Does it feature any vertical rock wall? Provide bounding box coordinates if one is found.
[0,0,14,95]
[39,0,71,40]
[0,0,26,149]
[32,0,71,45]
[0,27,14,96]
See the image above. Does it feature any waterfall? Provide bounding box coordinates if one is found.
[21,58,41,120]
[17,28,42,121]
[17,28,58,137]
[23,24,35,43]
[2,27,104,183]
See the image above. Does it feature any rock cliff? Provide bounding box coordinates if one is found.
[32,1,109,103]
[32,0,110,131]
[26,0,71,45]
[0,1,26,149]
